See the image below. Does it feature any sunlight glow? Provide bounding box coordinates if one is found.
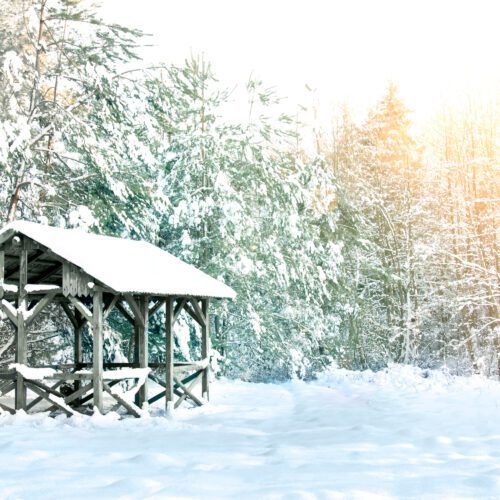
[99,0,499,124]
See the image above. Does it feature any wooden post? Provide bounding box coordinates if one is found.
[75,309,83,368]
[92,291,104,413]
[136,296,149,408]
[0,250,4,300]
[165,297,174,411]
[74,309,83,397]
[201,298,210,401]
[15,246,28,411]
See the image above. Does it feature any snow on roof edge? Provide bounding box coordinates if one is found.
[0,221,236,300]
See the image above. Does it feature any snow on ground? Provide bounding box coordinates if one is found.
[0,365,500,499]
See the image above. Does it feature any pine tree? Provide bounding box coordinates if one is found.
[144,58,344,380]
[0,0,163,235]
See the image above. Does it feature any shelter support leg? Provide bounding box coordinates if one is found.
[0,250,4,300]
[74,310,84,399]
[136,296,149,408]
[15,247,28,411]
[201,298,210,401]
[92,291,104,413]
[165,297,174,411]
[75,310,83,370]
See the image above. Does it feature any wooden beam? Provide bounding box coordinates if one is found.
[0,229,15,250]
[147,389,166,406]
[103,294,119,320]
[24,381,74,416]
[116,300,135,325]
[78,379,119,405]
[174,372,203,408]
[15,246,28,411]
[74,309,84,364]
[64,382,93,405]
[25,290,58,326]
[4,249,45,280]
[50,372,92,381]
[92,290,104,412]
[183,301,201,325]
[124,294,145,327]
[190,298,207,327]
[0,299,17,326]
[60,302,78,329]
[0,381,15,396]
[173,298,187,324]
[136,296,149,408]
[0,250,4,300]
[165,297,174,411]
[26,380,64,411]
[201,298,210,400]
[148,298,165,317]
[74,309,84,396]
[25,378,63,398]
[0,402,15,414]
[103,382,141,418]
[67,295,92,323]
[29,261,61,283]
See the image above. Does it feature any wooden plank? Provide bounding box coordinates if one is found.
[0,382,15,396]
[137,296,149,408]
[0,402,15,414]
[25,378,64,398]
[74,310,83,369]
[26,380,64,411]
[103,294,119,320]
[174,372,203,408]
[173,298,187,324]
[201,298,210,400]
[147,389,166,406]
[0,229,15,249]
[50,370,148,381]
[25,290,58,326]
[165,297,174,410]
[115,300,135,325]
[0,250,4,300]
[0,299,17,326]
[183,301,201,325]
[31,261,61,283]
[5,250,45,280]
[51,372,92,381]
[60,302,78,329]
[15,246,28,411]
[68,296,92,323]
[190,298,207,327]
[124,294,145,327]
[79,379,119,405]
[92,290,104,412]
[148,372,166,387]
[148,298,165,317]
[103,382,141,418]
[64,382,93,405]
[24,381,74,416]
[73,308,84,395]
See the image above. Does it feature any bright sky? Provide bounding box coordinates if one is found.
[99,0,499,126]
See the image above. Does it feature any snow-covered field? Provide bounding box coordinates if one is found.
[1,365,499,499]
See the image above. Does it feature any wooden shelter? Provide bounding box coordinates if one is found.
[0,221,235,417]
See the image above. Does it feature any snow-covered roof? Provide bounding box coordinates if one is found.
[0,221,236,299]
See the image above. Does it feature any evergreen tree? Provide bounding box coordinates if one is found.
[145,59,344,380]
[0,0,164,235]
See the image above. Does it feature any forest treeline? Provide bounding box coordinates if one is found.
[0,1,498,380]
